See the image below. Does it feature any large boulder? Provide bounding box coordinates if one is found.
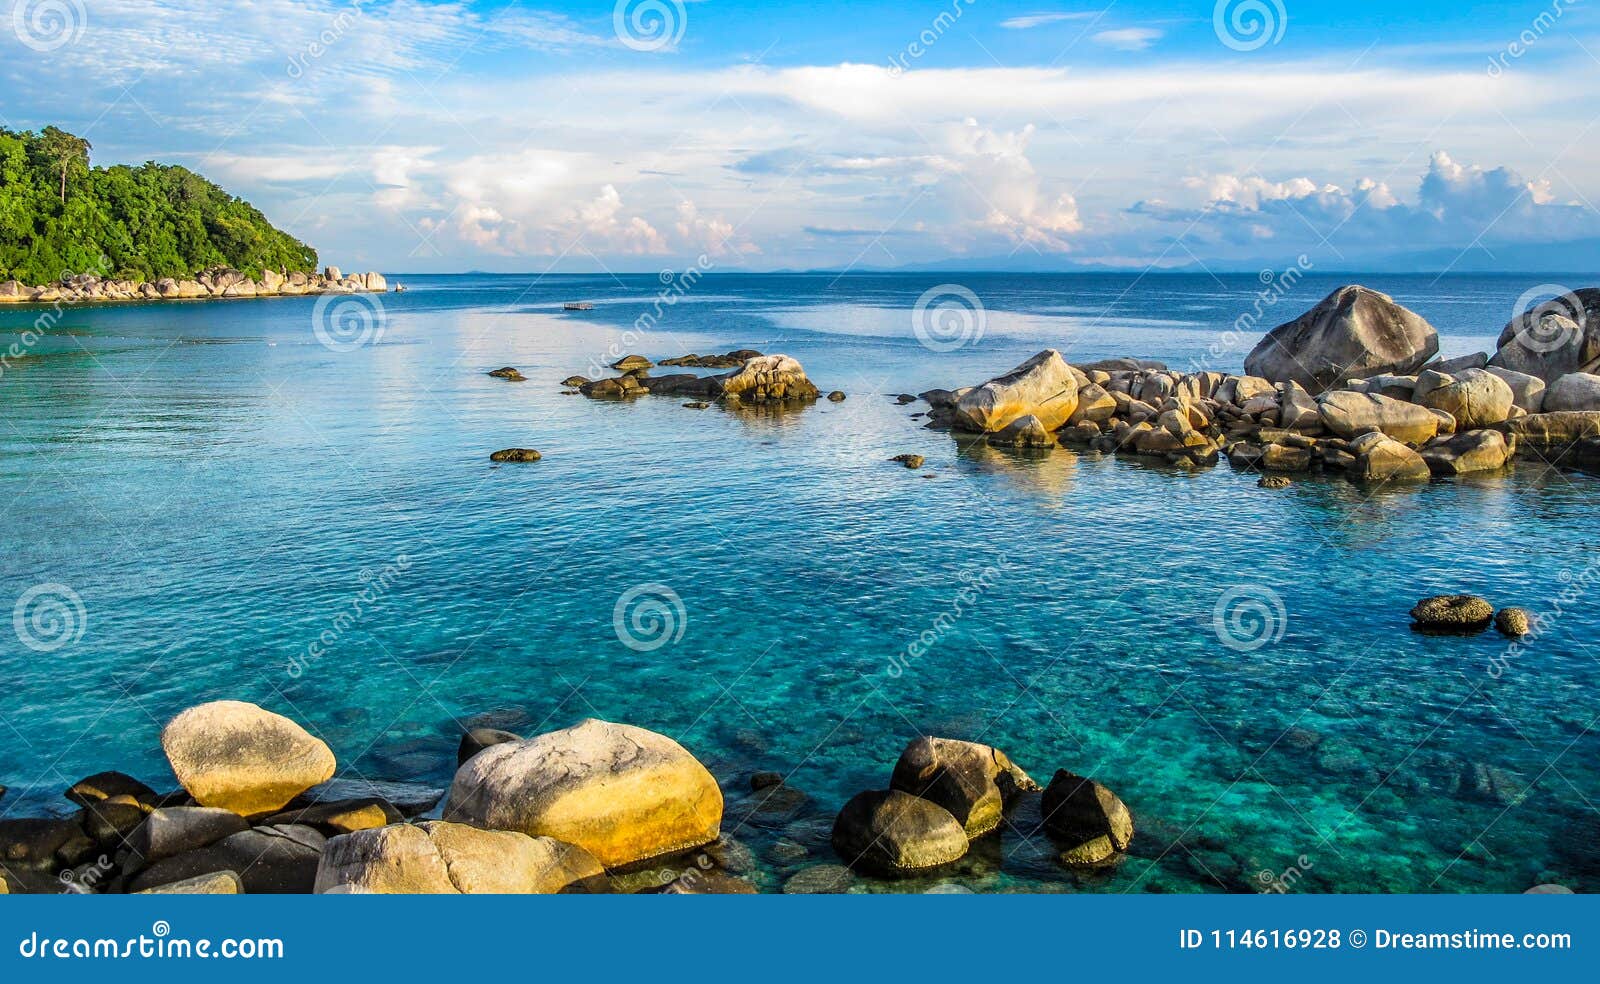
[1489,289,1600,382]
[160,701,336,816]
[1040,770,1133,865]
[314,821,605,894]
[953,350,1080,433]
[1544,373,1600,412]
[716,354,819,404]
[1421,430,1514,476]
[1244,285,1439,393]
[126,807,249,865]
[888,737,1039,838]
[445,718,722,868]
[128,825,325,894]
[1419,368,1515,429]
[830,790,968,876]
[1483,366,1546,413]
[1317,391,1439,445]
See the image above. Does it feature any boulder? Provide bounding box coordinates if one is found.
[0,817,92,870]
[611,355,653,371]
[128,825,325,894]
[1500,411,1600,450]
[1227,375,1278,405]
[1495,608,1532,637]
[1419,368,1515,428]
[716,354,819,403]
[133,871,243,894]
[260,798,401,836]
[1244,285,1439,393]
[1430,352,1489,374]
[1262,443,1313,471]
[446,718,723,868]
[65,771,158,809]
[991,414,1055,448]
[890,454,925,470]
[1420,430,1513,476]
[1040,770,1133,865]
[126,807,249,865]
[830,790,968,876]
[315,821,605,894]
[952,350,1080,433]
[1490,290,1600,381]
[1278,381,1322,432]
[1349,432,1431,483]
[1544,372,1600,412]
[1483,367,1546,413]
[489,448,542,463]
[364,272,387,292]
[888,737,1040,838]
[1069,383,1117,424]
[1317,391,1439,445]
[487,366,525,381]
[160,701,336,816]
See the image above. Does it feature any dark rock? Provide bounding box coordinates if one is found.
[1410,595,1493,632]
[487,366,526,381]
[895,394,916,405]
[888,737,1039,838]
[126,807,250,866]
[891,454,925,470]
[1040,770,1133,866]
[1495,608,1532,637]
[561,375,592,387]
[458,727,522,766]
[611,355,653,371]
[79,800,148,847]
[831,790,968,876]
[490,448,542,463]
[827,391,846,402]
[653,868,758,894]
[259,798,402,836]
[750,771,785,791]
[296,778,445,818]
[127,825,325,894]
[1258,475,1292,489]
[0,817,90,870]
[66,772,158,810]
[782,863,854,894]
[683,401,710,409]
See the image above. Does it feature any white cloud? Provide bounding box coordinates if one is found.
[1092,28,1163,51]
[1000,11,1100,30]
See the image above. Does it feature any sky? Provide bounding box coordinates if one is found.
[1,0,1598,274]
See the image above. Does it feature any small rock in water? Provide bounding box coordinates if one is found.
[611,355,653,371]
[1040,769,1133,867]
[1494,607,1532,637]
[487,366,526,381]
[683,401,710,409]
[1409,594,1493,632]
[891,454,925,470]
[895,394,917,405]
[827,391,846,402]
[1258,475,1292,489]
[561,375,591,387]
[831,789,968,876]
[782,863,854,894]
[490,448,542,463]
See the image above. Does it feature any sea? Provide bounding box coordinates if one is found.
[1,271,1595,893]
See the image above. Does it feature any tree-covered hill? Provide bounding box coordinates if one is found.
[0,126,317,285]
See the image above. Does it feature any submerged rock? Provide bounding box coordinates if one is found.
[1258,475,1292,489]
[890,454,925,470]
[831,789,968,876]
[160,701,336,817]
[1495,608,1532,637]
[827,391,846,402]
[458,727,521,766]
[489,448,542,463]
[487,366,526,381]
[1245,285,1440,393]
[611,355,653,371]
[446,718,723,868]
[888,737,1039,838]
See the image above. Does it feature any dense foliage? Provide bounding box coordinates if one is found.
[0,126,317,284]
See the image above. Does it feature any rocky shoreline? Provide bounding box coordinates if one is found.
[0,266,391,304]
[0,700,1126,894]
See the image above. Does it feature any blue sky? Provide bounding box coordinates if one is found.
[1,0,1597,272]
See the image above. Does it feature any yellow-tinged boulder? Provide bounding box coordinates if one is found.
[160,701,336,816]
[314,821,605,894]
[445,718,722,868]
[953,350,1080,433]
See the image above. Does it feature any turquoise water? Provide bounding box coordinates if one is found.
[1,272,1596,893]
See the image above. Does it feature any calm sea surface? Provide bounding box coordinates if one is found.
[1,272,1596,893]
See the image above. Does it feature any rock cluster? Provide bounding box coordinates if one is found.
[0,266,387,304]
[831,736,1131,876]
[574,350,824,408]
[1410,595,1531,637]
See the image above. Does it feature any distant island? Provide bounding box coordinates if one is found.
[0,126,383,303]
